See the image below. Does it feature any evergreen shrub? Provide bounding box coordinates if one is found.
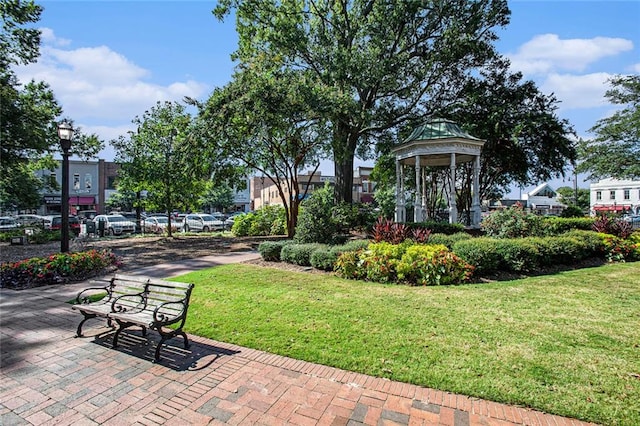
[495,239,540,272]
[280,243,327,266]
[428,232,472,249]
[396,244,473,285]
[481,205,544,238]
[542,217,595,235]
[452,238,502,274]
[258,240,292,261]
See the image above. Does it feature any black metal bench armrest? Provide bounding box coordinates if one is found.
[75,286,111,305]
[152,300,188,325]
[111,292,147,314]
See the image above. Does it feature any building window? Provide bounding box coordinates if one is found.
[73,174,80,190]
[596,191,601,201]
[610,190,616,200]
[623,189,630,200]
[50,172,57,186]
[362,181,370,193]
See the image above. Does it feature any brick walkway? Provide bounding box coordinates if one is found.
[1,255,597,425]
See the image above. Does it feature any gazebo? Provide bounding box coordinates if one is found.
[391,118,485,227]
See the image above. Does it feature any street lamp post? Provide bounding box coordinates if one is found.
[58,121,73,252]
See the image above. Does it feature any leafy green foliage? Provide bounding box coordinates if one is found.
[280,243,327,267]
[481,204,544,238]
[215,0,511,202]
[578,75,640,180]
[555,186,590,210]
[396,244,474,285]
[258,240,291,261]
[294,183,338,244]
[112,101,208,236]
[540,216,595,235]
[232,205,286,237]
[451,238,502,274]
[427,232,473,249]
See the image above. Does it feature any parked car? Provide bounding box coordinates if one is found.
[41,215,81,235]
[92,214,136,235]
[623,214,640,228]
[181,213,225,232]
[142,216,182,234]
[0,216,19,232]
[14,214,44,227]
[223,212,245,230]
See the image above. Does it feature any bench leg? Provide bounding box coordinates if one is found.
[152,329,190,363]
[76,315,94,337]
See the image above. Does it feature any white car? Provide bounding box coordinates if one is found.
[142,216,182,234]
[93,214,136,235]
[182,213,225,232]
[0,216,18,232]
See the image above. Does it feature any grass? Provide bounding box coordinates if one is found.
[174,262,640,426]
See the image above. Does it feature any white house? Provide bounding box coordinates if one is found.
[522,183,565,216]
[590,178,640,215]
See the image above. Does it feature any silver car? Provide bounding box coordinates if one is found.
[93,214,136,235]
[142,216,182,234]
[182,213,225,232]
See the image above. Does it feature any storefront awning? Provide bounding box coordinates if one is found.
[593,205,631,212]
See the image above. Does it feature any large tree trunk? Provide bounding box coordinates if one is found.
[332,123,359,204]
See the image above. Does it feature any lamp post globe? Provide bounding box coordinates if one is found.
[57,121,73,253]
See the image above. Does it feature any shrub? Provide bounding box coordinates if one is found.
[310,248,336,271]
[561,230,606,258]
[258,240,292,261]
[481,205,544,238]
[335,250,365,280]
[332,202,377,234]
[0,249,120,289]
[592,214,633,239]
[397,244,474,285]
[560,205,584,218]
[406,221,465,235]
[428,232,472,249]
[280,243,327,266]
[541,217,595,236]
[452,238,502,274]
[309,239,371,271]
[601,235,638,262]
[371,217,408,244]
[294,183,338,244]
[357,241,411,283]
[231,212,254,236]
[494,239,540,273]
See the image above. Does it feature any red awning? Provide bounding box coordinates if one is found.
[593,205,630,212]
[69,196,95,204]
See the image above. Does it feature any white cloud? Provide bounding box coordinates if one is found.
[631,63,640,73]
[507,34,633,75]
[541,72,612,110]
[13,28,210,144]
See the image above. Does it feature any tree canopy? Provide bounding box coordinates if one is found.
[214,0,511,203]
[199,68,330,237]
[1,0,102,211]
[112,101,208,236]
[578,75,640,181]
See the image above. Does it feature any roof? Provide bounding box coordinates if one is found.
[403,118,483,143]
[525,183,556,197]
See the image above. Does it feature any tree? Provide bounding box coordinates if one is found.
[555,186,590,210]
[104,190,137,212]
[112,101,209,237]
[1,1,102,211]
[442,60,575,223]
[578,75,640,181]
[214,0,511,203]
[199,183,235,213]
[199,68,329,237]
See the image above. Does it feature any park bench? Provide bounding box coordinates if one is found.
[72,274,194,362]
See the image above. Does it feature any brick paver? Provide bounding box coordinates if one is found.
[1,255,599,425]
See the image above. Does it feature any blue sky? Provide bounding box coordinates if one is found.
[14,1,640,196]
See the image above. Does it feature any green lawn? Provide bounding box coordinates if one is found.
[175,262,640,426]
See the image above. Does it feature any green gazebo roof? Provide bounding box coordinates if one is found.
[403,118,482,143]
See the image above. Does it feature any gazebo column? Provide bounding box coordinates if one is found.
[472,155,482,227]
[449,153,457,224]
[414,155,422,222]
[395,159,406,222]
